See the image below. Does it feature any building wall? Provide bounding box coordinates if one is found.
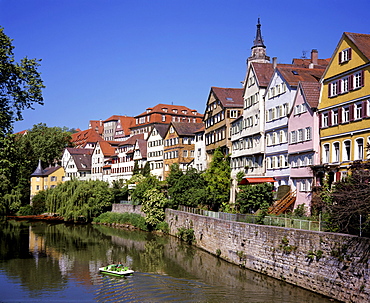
[30,167,65,199]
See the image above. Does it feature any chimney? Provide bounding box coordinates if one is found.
[272,57,277,69]
[311,49,318,66]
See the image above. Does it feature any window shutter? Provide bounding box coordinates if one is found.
[338,107,343,124]
[318,113,322,128]
[328,83,331,97]
[338,52,342,64]
[348,48,352,60]
[338,80,342,94]
[328,110,332,126]
[362,100,367,118]
[349,75,354,91]
[360,70,365,87]
[349,104,354,121]
[227,110,230,118]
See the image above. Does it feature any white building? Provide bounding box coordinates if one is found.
[147,124,168,181]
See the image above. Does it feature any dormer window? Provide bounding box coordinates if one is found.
[173,109,178,113]
[182,110,187,114]
[162,108,168,112]
[339,48,352,64]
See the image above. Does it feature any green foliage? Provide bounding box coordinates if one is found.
[155,221,169,234]
[166,163,184,189]
[216,248,221,257]
[236,182,274,214]
[93,212,148,231]
[167,167,207,209]
[141,188,168,229]
[44,179,113,222]
[0,27,45,136]
[203,147,231,211]
[293,204,308,218]
[131,175,161,205]
[176,227,195,244]
[279,236,297,254]
[133,160,140,175]
[111,179,129,203]
[236,170,245,183]
[141,161,151,177]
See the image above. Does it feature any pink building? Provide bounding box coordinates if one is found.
[288,81,321,213]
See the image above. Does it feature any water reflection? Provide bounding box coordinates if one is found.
[0,219,336,302]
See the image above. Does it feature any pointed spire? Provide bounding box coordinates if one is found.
[252,18,265,49]
[31,159,44,176]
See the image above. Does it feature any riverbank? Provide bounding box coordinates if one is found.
[112,204,370,303]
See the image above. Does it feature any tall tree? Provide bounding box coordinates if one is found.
[0,27,45,136]
[203,147,231,211]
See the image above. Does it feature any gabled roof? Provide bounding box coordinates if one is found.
[89,120,104,136]
[171,122,204,136]
[276,67,325,88]
[118,134,145,146]
[65,147,93,155]
[299,81,321,109]
[98,141,117,157]
[136,139,147,158]
[250,62,275,87]
[71,153,92,171]
[150,124,169,139]
[292,58,330,69]
[345,32,370,60]
[210,87,244,108]
[135,104,202,118]
[116,116,135,136]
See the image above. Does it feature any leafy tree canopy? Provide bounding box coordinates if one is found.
[236,183,274,214]
[0,27,45,137]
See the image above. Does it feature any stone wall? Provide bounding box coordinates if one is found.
[166,209,370,303]
[112,205,370,302]
[112,204,145,216]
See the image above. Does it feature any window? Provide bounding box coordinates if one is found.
[229,110,238,118]
[305,127,312,141]
[322,113,329,127]
[329,81,338,97]
[290,131,297,144]
[355,103,362,120]
[339,48,352,63]
[356,138,364,160]
[341,77,349,93]
[298,129,303,142]
[342,106,349,123]
[323,144,330,163]
[333,142,340,163]
[183,150,188,157]
[343,141,351,161]
[332,110,338,125]
[50,176,57,182]
[353,71,364,89]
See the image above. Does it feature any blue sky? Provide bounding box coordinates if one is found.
[2,0,370,133]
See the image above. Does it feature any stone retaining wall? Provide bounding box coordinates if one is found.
[112,205,370,302]
[112,204,144,216]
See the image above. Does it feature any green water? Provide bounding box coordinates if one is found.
[0,219,336,302]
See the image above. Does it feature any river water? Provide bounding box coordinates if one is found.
[0,219,336,303]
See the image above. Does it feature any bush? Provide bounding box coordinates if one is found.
[93,212,148,231]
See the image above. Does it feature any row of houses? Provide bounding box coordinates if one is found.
[31,20,370,213]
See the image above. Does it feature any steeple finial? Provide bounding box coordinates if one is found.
[252,18,265,49]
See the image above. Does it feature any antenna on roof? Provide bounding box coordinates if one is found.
[301,50,308,59]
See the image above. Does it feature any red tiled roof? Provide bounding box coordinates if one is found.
[89,120,104,136]
[345,32,370,60]
[118,134,145,146]
[300,81,321,109]
[136,139,147,158]
[292,58,330,68]
[116,116,135,136]
[71,128,103,148]
[99,141,116,157]
[277,67,325,87]
[135,104,202,118]
[210,87,244,108]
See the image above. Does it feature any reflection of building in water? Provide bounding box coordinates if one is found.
[28,226,74,276]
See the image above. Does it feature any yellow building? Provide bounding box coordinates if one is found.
[318,32,370,182]
[30,160,65,200]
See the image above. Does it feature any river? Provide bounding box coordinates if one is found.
[0,219,337,302]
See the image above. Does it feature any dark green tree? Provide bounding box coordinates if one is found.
[133,160,140,175]
[166,163,184,189]
[236,183,274,214]
[0,27,45,137]
[203,147,231,211]
[167,168,207,209]
[131,175,161,205]
[141,161,151,177]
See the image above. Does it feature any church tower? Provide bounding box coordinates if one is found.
[247,18,270,66]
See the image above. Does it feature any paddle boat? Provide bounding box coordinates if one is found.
[99,264,134,276]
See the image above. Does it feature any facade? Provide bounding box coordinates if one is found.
[264,66,326,188]
[30,161,65,200]
[163,122,204,177]
[133,139,147,172]
[91,140,119,182]
[110,134,145,182]
[103,115,134,141]
[130,104,203,138]
[288,82,321,212]
[318,32,370,182]
[192,127,207,171]
[147,124,168,181]
[203,87,244,158]
[61,147,92,181]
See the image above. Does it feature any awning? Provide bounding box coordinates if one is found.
[239,177,275,185]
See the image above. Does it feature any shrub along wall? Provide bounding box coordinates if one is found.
[165,209,370,303]
[112,205,370,302]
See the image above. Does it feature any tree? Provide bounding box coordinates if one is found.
[141,161,151,177]
[131,175,161,205]
[0,27,45,136]
[236,183,274,214]
[141,188,168,229]
[327,161,370,236]
[167,168,207,209]
[203,147,231,211]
